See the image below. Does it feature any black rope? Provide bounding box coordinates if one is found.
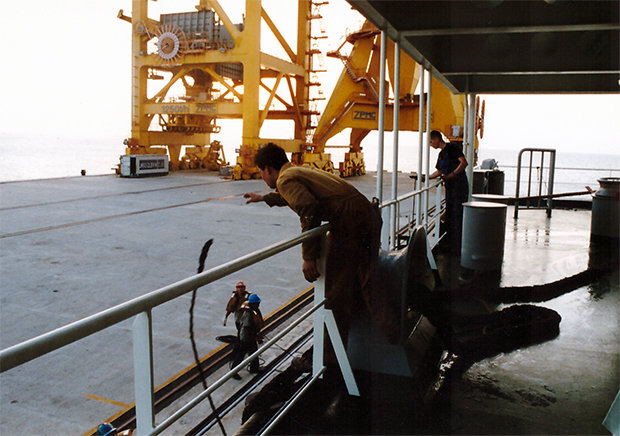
[461,265,617,304]
[189,239,227,436]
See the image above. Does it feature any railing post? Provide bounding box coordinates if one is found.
[515,149,523,218]
[133,311,155,435]
[391,41,401,250]
[417,65,425,222]
[424,70,432,232]
[547,150,556,218]
[467,93,476,201]
[396,202,401,247]
[313,235,327,378]
[376,30,387,203]
[323,310,359,396]
[392,203,398,249]
[434,181,442,246]
[312,232,359,396]
[381,206,390,250]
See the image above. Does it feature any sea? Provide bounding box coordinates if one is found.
[1,132,618,201]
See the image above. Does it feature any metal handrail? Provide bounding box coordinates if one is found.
[379,179,444,250]
[492,164,619,172]
[514,148,556,218]
[150,300,326,436]
[380,178,442,208]
[258,367,326,435]
[1,180,446,434]
[0,224,331,373]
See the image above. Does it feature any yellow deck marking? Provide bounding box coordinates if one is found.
[85,394,131,409]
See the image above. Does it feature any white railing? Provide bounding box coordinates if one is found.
[1,224,363,436]
[497,164,620,200]
[0,181,446,435]
[0,225,327,372]
[380,179,444,250]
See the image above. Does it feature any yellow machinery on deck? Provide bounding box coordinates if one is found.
[118,0,327,179]
[312,20,484,177]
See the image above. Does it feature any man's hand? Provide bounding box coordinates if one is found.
[244,192,264,204]
[441,172,455,181]
[302,259,320,282]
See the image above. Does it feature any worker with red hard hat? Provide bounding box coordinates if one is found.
[223,281,250,329]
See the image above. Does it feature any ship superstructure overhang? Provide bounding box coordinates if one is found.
[349,0,620,94]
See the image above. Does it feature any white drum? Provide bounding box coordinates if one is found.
[591,177,620,239]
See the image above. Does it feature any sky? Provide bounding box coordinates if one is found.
[1,0,618,162]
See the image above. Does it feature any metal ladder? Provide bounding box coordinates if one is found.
[514,148,556,218]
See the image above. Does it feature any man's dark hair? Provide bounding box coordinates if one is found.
[430,130,444,141]
[254,143,289,170]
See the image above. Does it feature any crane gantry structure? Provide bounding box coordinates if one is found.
[311,20,484,177]
[119,0,328,179]
[118,1,482,179]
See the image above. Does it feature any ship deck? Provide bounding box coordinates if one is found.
[0,171,618,435]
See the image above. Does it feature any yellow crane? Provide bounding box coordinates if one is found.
[312,20,484,177]
[118,0,327,179]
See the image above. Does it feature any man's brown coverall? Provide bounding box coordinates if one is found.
[225,290,249,331]
[262,163,398,342]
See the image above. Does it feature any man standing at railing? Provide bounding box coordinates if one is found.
[243,143,399,347]
[428,130,469,255]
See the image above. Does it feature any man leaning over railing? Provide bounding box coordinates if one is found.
[243,143,400,353]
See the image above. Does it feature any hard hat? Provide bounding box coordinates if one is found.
[248,293,261,304]
[96,423,116,436]
[236,281,246,288]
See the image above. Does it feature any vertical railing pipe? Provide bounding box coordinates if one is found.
[527,151,534,204]
[424,70,432,230]
[514,149,523,218]
[536,151,545,207]
[417,64,425,224]
[391,42,401,249]
[313,237,327,377]
[467,94,476,201]
[133,311,155,436]
[547,151,556,217]
[434,180,442,246]
[376,30,387,203]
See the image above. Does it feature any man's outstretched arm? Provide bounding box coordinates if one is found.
[243,192,264,203]
[244,191,289,207]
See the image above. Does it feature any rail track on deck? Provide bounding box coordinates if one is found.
[0,178,232,212]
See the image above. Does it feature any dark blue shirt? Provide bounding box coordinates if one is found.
[436,142,467,187]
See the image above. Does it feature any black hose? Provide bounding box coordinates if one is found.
[189,239,227,436]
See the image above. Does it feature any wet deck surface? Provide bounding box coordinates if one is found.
[1,171,618,435]
[263,208,619,435]
[432,209,619,435]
